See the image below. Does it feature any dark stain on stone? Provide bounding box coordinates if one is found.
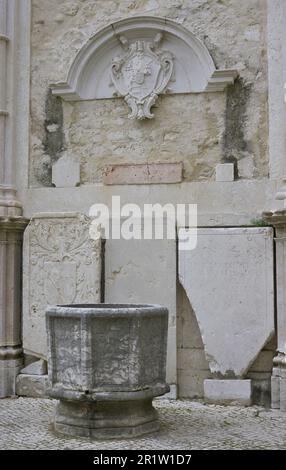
[36,89,65,186]
[43,89,65,157]
[222,77,252,179]
[223,154,239,180]
[212,370,237,380]
[251,379,271,408]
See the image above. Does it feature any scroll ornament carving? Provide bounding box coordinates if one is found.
[51,16,238,116]
[111,33,174,120]
[29,215,101,312]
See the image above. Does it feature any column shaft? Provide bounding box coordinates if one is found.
[0,0,30,397]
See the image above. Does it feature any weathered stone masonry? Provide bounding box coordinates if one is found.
[2,1,286,408]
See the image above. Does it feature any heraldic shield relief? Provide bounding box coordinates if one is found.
[111,33,174,120]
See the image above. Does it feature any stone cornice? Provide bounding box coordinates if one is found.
[262,209,286,226]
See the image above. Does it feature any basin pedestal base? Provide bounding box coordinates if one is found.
[54,397,160,439]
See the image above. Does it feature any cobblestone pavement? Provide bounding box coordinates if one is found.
[0,397,286,450]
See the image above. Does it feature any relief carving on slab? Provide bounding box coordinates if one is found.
[23,213,101,357]
[111,33,174,120]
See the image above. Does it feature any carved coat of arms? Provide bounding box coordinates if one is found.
[111,33,174,120]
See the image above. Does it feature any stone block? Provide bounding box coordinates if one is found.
[237,156,254,179]
[23,213,101,358]
[177,348,210,371]
[251,378,271,407]
[16,374,49,398]
[178,369,211,399]
[52,152,80,187]
[271,376,280,409]
[278,368,286,379]
[105,237,177,386]
[280,378,286,412]
[204,379,252,405]
[0,359,23,398]
[215,163,234,182]
[179,227,274,377]
[103,163,183,185]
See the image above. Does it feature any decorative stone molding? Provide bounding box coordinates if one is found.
[111,33,174,119]
[103,162,183,185]
[275,176,286,207]
[0,216,29,398]
[51,16,238,119]
[23,213,102,359]
[0,186,22,217]
[52,152,80,188]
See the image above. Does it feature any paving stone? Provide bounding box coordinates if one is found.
[0,398,286,449]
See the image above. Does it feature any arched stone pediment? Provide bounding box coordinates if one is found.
[51,16,238,119]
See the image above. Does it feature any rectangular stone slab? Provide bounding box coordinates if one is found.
[105,237,177,392]
[179,227,274,377]
[23,213,101,358]
[103,163,183,185]
[204,379,251,405]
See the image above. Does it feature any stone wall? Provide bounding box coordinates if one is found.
[23,0,277,402]
[30,0,268,186]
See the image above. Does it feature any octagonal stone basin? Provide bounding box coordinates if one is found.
[46,304,169,439]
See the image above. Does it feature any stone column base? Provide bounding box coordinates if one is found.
[271,367,286,411]
[54,398,160,440]
[0,357,23,398]
[204,379,252,406]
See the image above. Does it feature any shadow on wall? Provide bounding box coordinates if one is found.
[177,282,212,399]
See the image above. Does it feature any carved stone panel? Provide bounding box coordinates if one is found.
[23,213,101,358]
[111,34,174,119]
[51,16,238,119]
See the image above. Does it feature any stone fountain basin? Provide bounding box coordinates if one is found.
[46,303,169,439]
